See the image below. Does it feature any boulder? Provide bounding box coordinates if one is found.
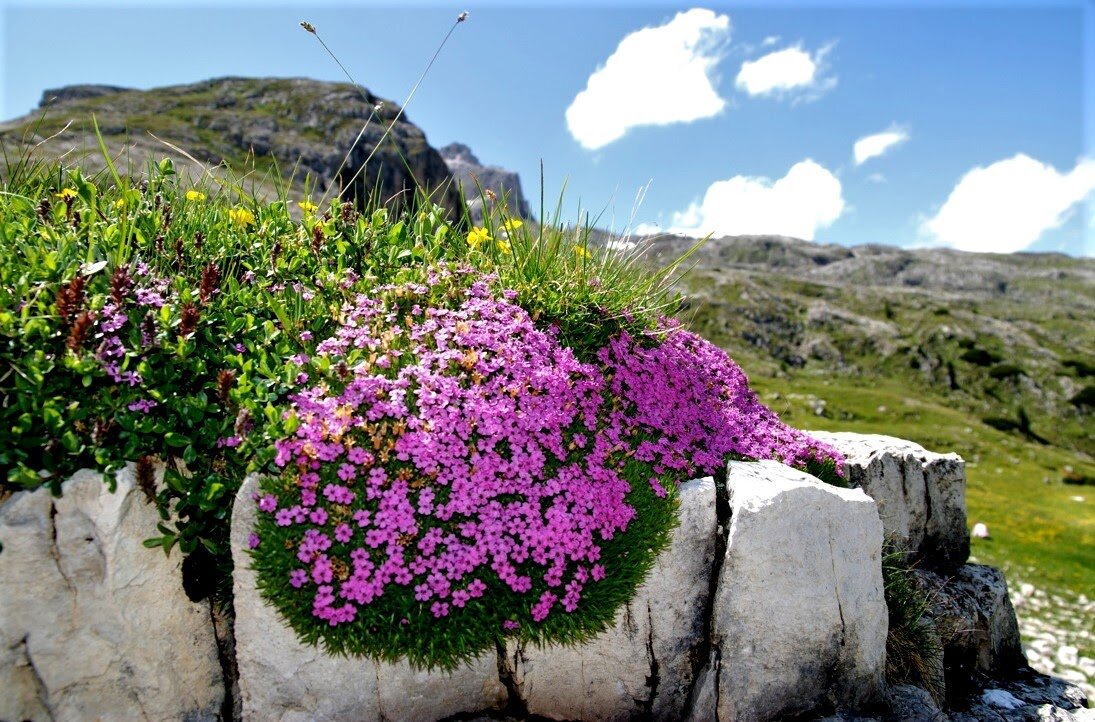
[884,684,948,722]
[914,564,1025,694]
[690,459,888,721]
[809,432,969,570]
[0,466,224,722]
[502,476,718,721]
[231,474,508,721]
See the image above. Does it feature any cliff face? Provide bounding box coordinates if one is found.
[2,77,463,214]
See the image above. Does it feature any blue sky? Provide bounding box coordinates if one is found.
[2,0,1092,256]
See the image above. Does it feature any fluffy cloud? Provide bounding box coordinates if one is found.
[854,127,909,165]
[653,160,845,240]
[735,44,836,100]
[921,154,1095,253]
[565,8,730,150]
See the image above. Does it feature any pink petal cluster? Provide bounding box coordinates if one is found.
[598,318,844,494]
[259,276,843,630]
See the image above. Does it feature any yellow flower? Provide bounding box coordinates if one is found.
[56,188,77,200]
[186,190,206,202]
[467,226,491,249]
[298,200,318,215]
[502,218,523,233]
[229,207,255,227]
[574,245,590,259]
[497,239,512,255]
[114,198,126,210]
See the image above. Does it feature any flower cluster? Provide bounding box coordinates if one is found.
[598,318,845,495]
[251,271,843,667]
[260,277,624,633]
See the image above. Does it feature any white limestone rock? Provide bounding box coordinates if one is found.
[503,476,718,721]
[695,460,887,722]
[0,466,224,722]
[231,474,507,721]
[809,431,969,570]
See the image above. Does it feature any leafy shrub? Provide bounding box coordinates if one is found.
[0,160,460,564]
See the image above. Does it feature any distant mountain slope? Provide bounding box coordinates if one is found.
[638,233,1093,459]
[0,77,462,213]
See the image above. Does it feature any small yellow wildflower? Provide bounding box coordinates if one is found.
[574,245,590,259]
[229,207,255,227]
[56,188,77,200]
[186,190,206,202]
[114,198,126,210]
[502,218,523,233]
[298,200,319,215]
[467,226,491,249]
[497,239,512,255]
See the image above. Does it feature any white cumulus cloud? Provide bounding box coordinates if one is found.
[735,43,836,100]
[921,154,1095,253]
[565,8,731,150]
[854,126,909,165]
[657,160,845,240]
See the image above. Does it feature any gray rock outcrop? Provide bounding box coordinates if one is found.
[808,431,969,570]
[0,466,224,722]
[440,142,530,223]
[915,564,1026,693]
[502,476,718,721]
[691,460,888,721]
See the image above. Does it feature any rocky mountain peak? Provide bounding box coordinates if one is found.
[439,142,479,166]
[440,141,530,223]
[39,84,130,107]
[4,76,462,216]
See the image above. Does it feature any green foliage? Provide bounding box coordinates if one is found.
[0,156,468,578]
[458,194,701,361]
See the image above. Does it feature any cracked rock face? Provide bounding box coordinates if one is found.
[697,460,887,722]
[231,474,508,722]
[808,431,969,571]
[502,476,718,722]
[0,467,224,722]
[230,466,887,721]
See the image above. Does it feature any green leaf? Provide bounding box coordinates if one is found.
[164,432,189,448]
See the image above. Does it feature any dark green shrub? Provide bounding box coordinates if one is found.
[1070,385,1095,408]
[987,363,1024,380]
[959,347,1002,366]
